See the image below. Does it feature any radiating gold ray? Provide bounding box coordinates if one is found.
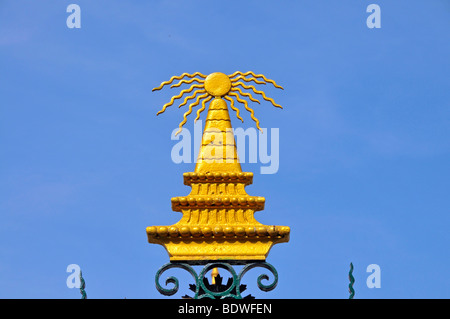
[232,82,283,109]
[228,92,262,132]
[228,71,284,89]
[178,89,206,108]
[156,85,204,115]
[194,95,213,123]
[152,72,207,91]
[171,78,204,88]
[230,75,266,85]
[175,93,209,136]
[224,96,244,122]
[230,87,260,104]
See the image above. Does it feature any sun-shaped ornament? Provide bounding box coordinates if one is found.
[153,71,283,135]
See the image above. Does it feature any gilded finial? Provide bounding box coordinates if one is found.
[146,71,290,263]
[211,267,219,285]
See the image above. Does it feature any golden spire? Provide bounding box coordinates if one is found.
[147,71,290,263]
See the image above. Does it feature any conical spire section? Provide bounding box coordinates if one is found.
[195,98,242,173]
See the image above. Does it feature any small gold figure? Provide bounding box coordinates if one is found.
[147,72,290,263]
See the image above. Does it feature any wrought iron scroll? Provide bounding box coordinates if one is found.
[155,263,199,297]
[348,262,355,299]
[79,270,87,299]
[155,261,278,299]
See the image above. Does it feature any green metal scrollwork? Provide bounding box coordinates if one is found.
[155,261,279,299]
[239,262,278,292]
[348,262,355,299]
[197,263,239,299]
[79,270,87,299]
[155,262,199,296]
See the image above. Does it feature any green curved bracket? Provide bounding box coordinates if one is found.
[155,262,199,296]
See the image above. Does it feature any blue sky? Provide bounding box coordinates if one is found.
[0,0,449,298]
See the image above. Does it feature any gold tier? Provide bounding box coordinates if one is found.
[147,224,290,263]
